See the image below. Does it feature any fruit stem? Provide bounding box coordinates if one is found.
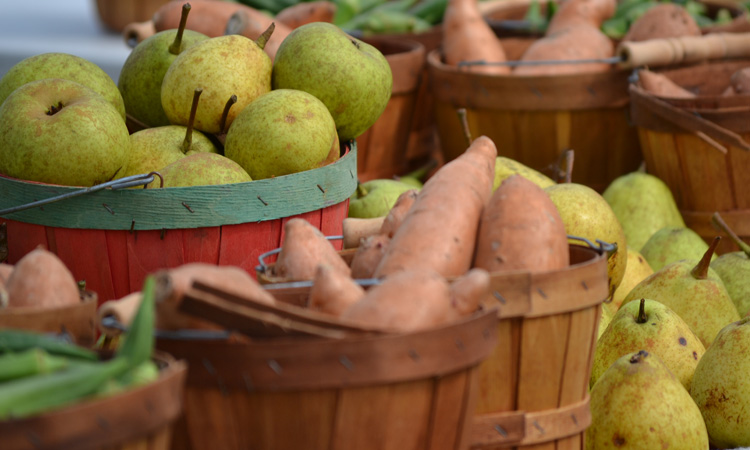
[256,23,275,50]
[182,88,202,154]
[636,298,647,324]
[629,350,649,364]
[691,236,721,280]
[219,95,238,135]
[712,212,750,257]
[556,149,574,183]
[169,3,192,55]
[456,108,472,147]
[397,158,438,183]
[356,182,368,197]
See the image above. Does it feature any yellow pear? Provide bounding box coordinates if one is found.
[610,247,653,311]
[493,156,555,191]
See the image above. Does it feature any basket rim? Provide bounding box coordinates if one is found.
[0,143,357,231]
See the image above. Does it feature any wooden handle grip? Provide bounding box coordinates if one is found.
[97,292,142,337]
[618,33,750,69]
[342,217,386,249]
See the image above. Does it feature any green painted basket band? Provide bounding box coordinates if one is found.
[0,145,357,231]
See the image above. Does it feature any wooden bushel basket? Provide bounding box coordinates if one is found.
[470,243,608,449]
[0,145,357,305]
[0,352,187,450]
[0,290,98,347]
[426,49,643,193]
[629,60,750,254]
[156,309,498,450]
[356,36,427,181]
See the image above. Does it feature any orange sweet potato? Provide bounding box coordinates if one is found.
[5,249,80,309]
[724,67,750,96]
[275,1,337,29]
[442,0,510,75]
[0,263,11,308]
[225,9,292,61]
[272,218,351,281]
[350,234,391,279]
[546,0,616,34]
[340,269,461,332]
[638,69,696,98]
[473,174,569,273]
[449,268,491,315]
[373,136,497,279]
[379,189,419,239]
[514,25,614,76]
[622,3,700,43]
[307,264,365,316]
[153,262,274,330]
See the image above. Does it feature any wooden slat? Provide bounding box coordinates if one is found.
[51,227,117,305]
[3,219,48,263]
[126,229,186,294]
[106,230,132,300]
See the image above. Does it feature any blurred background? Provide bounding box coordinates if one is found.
[0,0,134,82]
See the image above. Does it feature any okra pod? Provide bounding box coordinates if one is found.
[0,329,98,361]
[0,348,69,382]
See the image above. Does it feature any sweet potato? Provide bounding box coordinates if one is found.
[449,268,491,315]
[473,174,569,273]
[225,9,292,61]
[340,269,461,332]
[379,189,419,238]
[546,0,616,34]
[374,136,497,279]
[622,3,700,43]
[639,69,695,98]
[442,0,510,75]
[341,217,386,249]
[272,218,351,281]
[153,262,274,330]
[98,291,142,337]
[275,1,337,29]
[307,264,365,317]
[725,67,750,96]
[0,263,13,308]
[514,25,614,76]
[350,234,391,279]
[5,249,80,309]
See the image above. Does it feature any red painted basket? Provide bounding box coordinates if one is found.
[0,144,357,305]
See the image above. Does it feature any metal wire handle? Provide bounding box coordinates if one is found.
[100,315,233,341]
[0,172,163,216]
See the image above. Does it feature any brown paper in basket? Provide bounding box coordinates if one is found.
[618,33,750,69]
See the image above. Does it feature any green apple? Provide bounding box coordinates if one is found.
[0,53,126,121]
[224,89,339,180]
[272,22,392,141]
[117,3,208,128]
[0,78,130,187]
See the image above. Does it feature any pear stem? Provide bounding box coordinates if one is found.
[636,298,648,324]
[256,23,275,50]
[169,3,192,55]
[712,212,750,256]
[691,236,721,280]
[182,88,202,154]
[456,108,472,147]
[559,149,574,183]
[219,95,238,135]
[637,160,647,173]
[356,182,368,197]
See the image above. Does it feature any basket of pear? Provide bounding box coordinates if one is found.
[0,3,400,303]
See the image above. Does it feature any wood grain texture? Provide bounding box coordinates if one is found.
[0,146,357,230]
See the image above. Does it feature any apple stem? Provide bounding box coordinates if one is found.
[456,108,472,147]
[636,298,648,324]
[182,88,202,154]
[712,212,750,256]
[219,95,238,135]
[256,23,275,50]
[169,3,192,55]
[691,236,721,280]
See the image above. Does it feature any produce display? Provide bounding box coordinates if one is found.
[3,0,750,448]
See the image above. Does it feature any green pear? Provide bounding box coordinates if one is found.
[597,302,615,340]
[0,78,130,187]
[224,89,339,180]
[691,316,750,448]
[494,156,555,191]
[117,3,208,127]
[603,171,685,252]
[348,179,418,218]
[393,159,438,189]
[610,247,654,311]
[640,226,714,272]
[586,350,709,449]
[0,53,125,121]
[592,298,705,391]
[148,153,252,188]
[272,22,392,140]
[622,237,740,347]
[121,89,218,178]
[710,212,750,316]
[545,182,628,298]
[161,31,273,135]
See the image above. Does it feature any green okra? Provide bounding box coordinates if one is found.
[0,348,69,382]
[0,329,98,361]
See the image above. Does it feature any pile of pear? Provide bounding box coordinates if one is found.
[0,3,393,188]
